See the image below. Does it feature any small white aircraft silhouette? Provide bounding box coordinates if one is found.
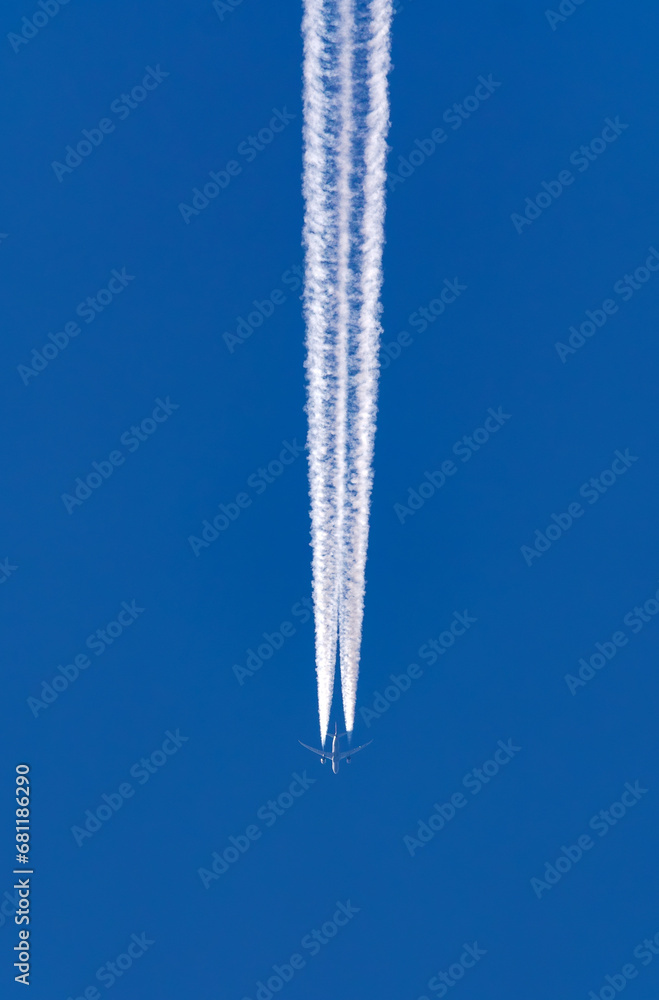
[299,722,373,774]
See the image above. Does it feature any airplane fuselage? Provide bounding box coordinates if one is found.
[331,731,340,773]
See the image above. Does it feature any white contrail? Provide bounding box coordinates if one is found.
[303,0,391,743]
[338,0,392,736]
[302,0,338,745]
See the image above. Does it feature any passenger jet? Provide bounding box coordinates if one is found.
[299,723,373,774]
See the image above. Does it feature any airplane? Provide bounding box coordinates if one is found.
[299,722,373,774]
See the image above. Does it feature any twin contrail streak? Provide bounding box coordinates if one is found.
[302,0,392,742]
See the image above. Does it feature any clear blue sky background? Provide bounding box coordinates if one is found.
[2,1,659,998]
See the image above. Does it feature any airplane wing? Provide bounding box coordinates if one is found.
[298,740,326,757]
[339,739,373,759]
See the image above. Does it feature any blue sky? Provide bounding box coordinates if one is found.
[2,1,659,998]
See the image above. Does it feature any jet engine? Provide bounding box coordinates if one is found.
[346,757,351,764]
[320,757,326,764]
